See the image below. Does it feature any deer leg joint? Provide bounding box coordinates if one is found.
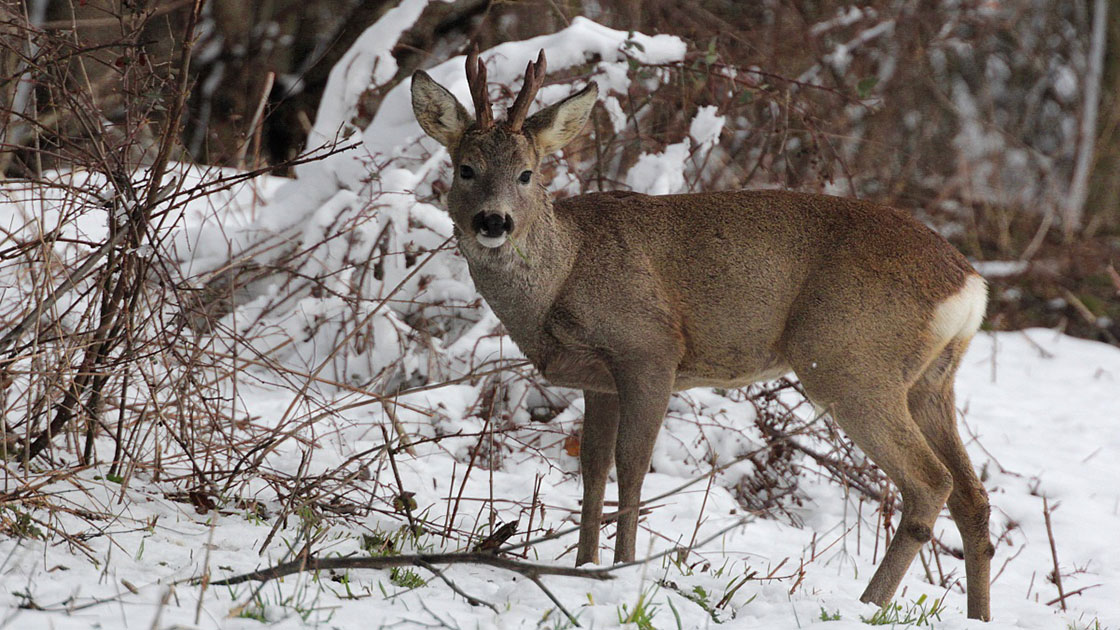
[903,522,933,543]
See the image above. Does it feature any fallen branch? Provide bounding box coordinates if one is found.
[208,551,615,586]
[209,518,751,627]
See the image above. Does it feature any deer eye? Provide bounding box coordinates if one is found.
[459,165,475,180]
[518,170,532,184]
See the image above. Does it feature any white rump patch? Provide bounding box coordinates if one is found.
[476,233,507,248]
[929,274,988,342]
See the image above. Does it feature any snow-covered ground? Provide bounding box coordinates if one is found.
[0,330,1117,629]
[2,11,1117,630]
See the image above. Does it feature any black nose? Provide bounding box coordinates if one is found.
[472,212,514,237]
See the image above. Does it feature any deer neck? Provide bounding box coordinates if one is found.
[458,201,575,359]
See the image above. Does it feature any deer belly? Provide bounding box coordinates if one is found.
[674,350,790,391]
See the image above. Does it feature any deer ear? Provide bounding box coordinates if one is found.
[523,83,598,155]
[411,71,472,148]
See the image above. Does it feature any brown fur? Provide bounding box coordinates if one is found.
[411,56,992,621]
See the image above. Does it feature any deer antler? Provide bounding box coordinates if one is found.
[465,44,493,130]
[507,49,547,133]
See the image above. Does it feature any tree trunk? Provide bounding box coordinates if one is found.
[1085,0,1120,235]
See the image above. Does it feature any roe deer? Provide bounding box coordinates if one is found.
[411,47,992,620]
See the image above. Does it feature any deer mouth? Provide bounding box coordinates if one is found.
[475,233,508,248]
[471,212,513,248]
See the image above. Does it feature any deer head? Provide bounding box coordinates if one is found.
[411,46,598,249]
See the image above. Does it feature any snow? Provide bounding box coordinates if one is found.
[974,260,1030,278]
[2,13,1118,630]
[302,0,434,166]
[625,140,692,195]
[689,106,725,147]
[2,330,1117,629]
[602,95,629,133]
[810,6,874,36]
[1054,66,1078,101]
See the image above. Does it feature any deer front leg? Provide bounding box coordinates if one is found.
[576,391,619,566]
[611,362,674,564]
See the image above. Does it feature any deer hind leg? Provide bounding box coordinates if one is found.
[802,376,954,609]
[908,342,992,621]
[576,391,620,566]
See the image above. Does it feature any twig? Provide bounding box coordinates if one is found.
[918,548,936,586]
[542,0,570,26]
[329,360,531,416]
[683,466,717,564]
[991,543,1026,585]
[1045,583,1101,607]
[416,560,498,612]
[235,72,275,170]
[1018,330,1055,359]
[1042,497,1066,610]
[194,518,216,625]
[147,587,174,630]
[38,0,193,30]
[495,448,780,560]
[382,426,419,535]
[0,223,131,356]
[526,571,581,627]
[524,474,542,558]
[1019,210,1053,262]
[445,386,494,539]
[273,236,454,428]
[382,397,416,456]
[1107,264,1120,295]
[1060,288,1118,343]
[757,421,887,502]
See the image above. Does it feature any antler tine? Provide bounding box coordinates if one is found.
[507,49,547,132]
[465,44,493,130]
